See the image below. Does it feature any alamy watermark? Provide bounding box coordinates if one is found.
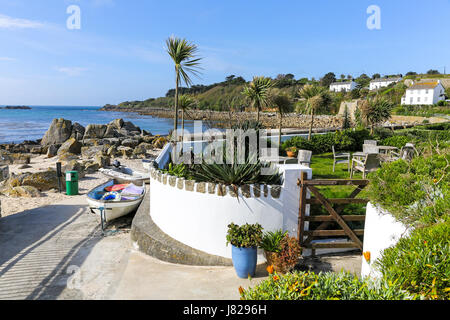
[66,5,81,30]
[367,5,381,30]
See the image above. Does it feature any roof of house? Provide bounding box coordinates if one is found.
[370,77,402,83]
[407,81,441,90]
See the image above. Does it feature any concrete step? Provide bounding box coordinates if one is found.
[131,188,232,266]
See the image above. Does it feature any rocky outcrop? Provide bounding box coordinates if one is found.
[83,124,107,140]
[57,138,82,156]
[41,118,74,146]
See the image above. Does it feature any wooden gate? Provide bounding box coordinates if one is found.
[297,171,369,255]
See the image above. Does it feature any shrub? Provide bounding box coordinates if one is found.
[375,221,450,300]
[226,223,263,248]
[260,230,287,253]
[240,271,413,300]
[367,153,450,227]
[270,235,302,273]
[382,135,411,149]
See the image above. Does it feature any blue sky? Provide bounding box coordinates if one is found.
[0,0,449,106]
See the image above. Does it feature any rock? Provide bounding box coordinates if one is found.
[30,146,43,154]
[81,146,104,158]
[62,160,85,179]
[104,124,124,138]
[71,122,85,141]
[10,153,31,165]
[21,170,63,191]
[58,153,79,162]
[121,138,139,148]
[57,138,82,156]
[3,185,42,198]
[117,146,133,158]
[47,144,60,158]
[41,118,73,146]
[85,162,100,174]
[0,165,9,182]
[106,146,119,157]
[94,154,110,168]
[83,124,107,140]
[152,136,168,149]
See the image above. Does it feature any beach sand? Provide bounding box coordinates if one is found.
[0,150,160,218]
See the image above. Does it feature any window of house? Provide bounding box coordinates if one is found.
[417,97,421,103]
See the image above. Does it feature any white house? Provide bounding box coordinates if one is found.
[329,81,357,92]
[369,77,402,91]
[401,80,446,105]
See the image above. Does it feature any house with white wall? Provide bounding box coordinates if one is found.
[329,81,357,92]
[369,78,402,91]
[401,80,446,105]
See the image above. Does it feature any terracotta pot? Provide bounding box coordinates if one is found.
[286,151,297,158]
[264,250,287,274]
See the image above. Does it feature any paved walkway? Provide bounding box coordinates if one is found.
[0,197,361,300]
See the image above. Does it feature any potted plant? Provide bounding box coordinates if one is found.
[262,231,302,274]
[285,147,298,158]
[226,223,263,278]
[261,229,287,266]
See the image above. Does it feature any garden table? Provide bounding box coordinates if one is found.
[260,156,295,164]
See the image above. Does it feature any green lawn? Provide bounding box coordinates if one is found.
[308,152,368,230]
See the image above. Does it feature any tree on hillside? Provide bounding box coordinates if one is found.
[321,72,336,87]
[166,36,202,140]
[242,76,274,123]
[298,85,331,140]
[427,69,440,75]
[406,71,417,76]
[360,97,394,135]
[372,73,381,79]
[340,74,346,80]
[272,93,293,148]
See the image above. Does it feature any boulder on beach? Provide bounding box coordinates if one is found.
[83,124,107,140]
[152,136,168,149]
[3,185,42,198]
[57,138,83,156]
[20,170,63,192]
[47,144,60,158]
[41,118,73,146]
[71,122,86,141]
[62,160,85,179]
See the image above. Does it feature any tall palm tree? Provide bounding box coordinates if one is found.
[360,97,394,135]
[166,36,202,140]
[178,94,197,133]
[272,93,293,148]
[298,85,331,140]
[242,76,273,123]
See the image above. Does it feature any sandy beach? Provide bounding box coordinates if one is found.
[0,151,160,218]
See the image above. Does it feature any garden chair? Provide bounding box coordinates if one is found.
[390,143,418,162]
[284,149,312,167]
[362,144,380,154]
[350,153,381,178]
[332,145,350,172]
[364,140,378,146]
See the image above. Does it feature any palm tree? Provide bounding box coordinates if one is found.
[298,85,331,140]
[272,93,293,148]
[166,36,202,140]
[242,76,273,123]
[178,94,197,133]
[360,97,394,135]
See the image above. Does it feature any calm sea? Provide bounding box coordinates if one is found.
[0,106,211,144]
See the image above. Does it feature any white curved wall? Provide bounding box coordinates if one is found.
[149,164,312,259]
[361,202,411,279]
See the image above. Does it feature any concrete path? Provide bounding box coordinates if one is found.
[0,196,362,300]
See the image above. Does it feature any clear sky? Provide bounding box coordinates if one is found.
[0,0,449,106]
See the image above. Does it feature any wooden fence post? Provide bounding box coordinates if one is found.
[297,171,308,246]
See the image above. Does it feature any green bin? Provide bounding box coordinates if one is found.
[66,171,79,196]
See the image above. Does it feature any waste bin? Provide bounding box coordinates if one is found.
[66,171,79,196]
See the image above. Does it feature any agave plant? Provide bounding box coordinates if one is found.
[261,230,288,253]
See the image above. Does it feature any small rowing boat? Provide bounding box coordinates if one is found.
[99,166,150,184]
[86,179,146,223]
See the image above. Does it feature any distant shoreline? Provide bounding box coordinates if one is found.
[0,106,31,110]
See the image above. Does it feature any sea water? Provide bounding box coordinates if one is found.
[0,105,212,144]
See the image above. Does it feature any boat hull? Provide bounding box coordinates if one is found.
[99,166,150,184]
[86,179,146,222]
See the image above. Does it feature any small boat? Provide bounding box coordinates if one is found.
[99,166,150,184]
[86,179,146,223]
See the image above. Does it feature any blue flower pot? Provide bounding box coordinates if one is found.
[231,245,258,278]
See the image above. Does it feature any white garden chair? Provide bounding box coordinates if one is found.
[350,153,381,178]
[332,145,350,172]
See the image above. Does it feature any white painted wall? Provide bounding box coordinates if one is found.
[149,163,312,259]
[369,79,400,91]
[330,82,357,92]
[361,202,411,279]
[401,82,445,105]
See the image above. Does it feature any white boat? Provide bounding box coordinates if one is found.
[86,179,146,223]
[99,166,150,184]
